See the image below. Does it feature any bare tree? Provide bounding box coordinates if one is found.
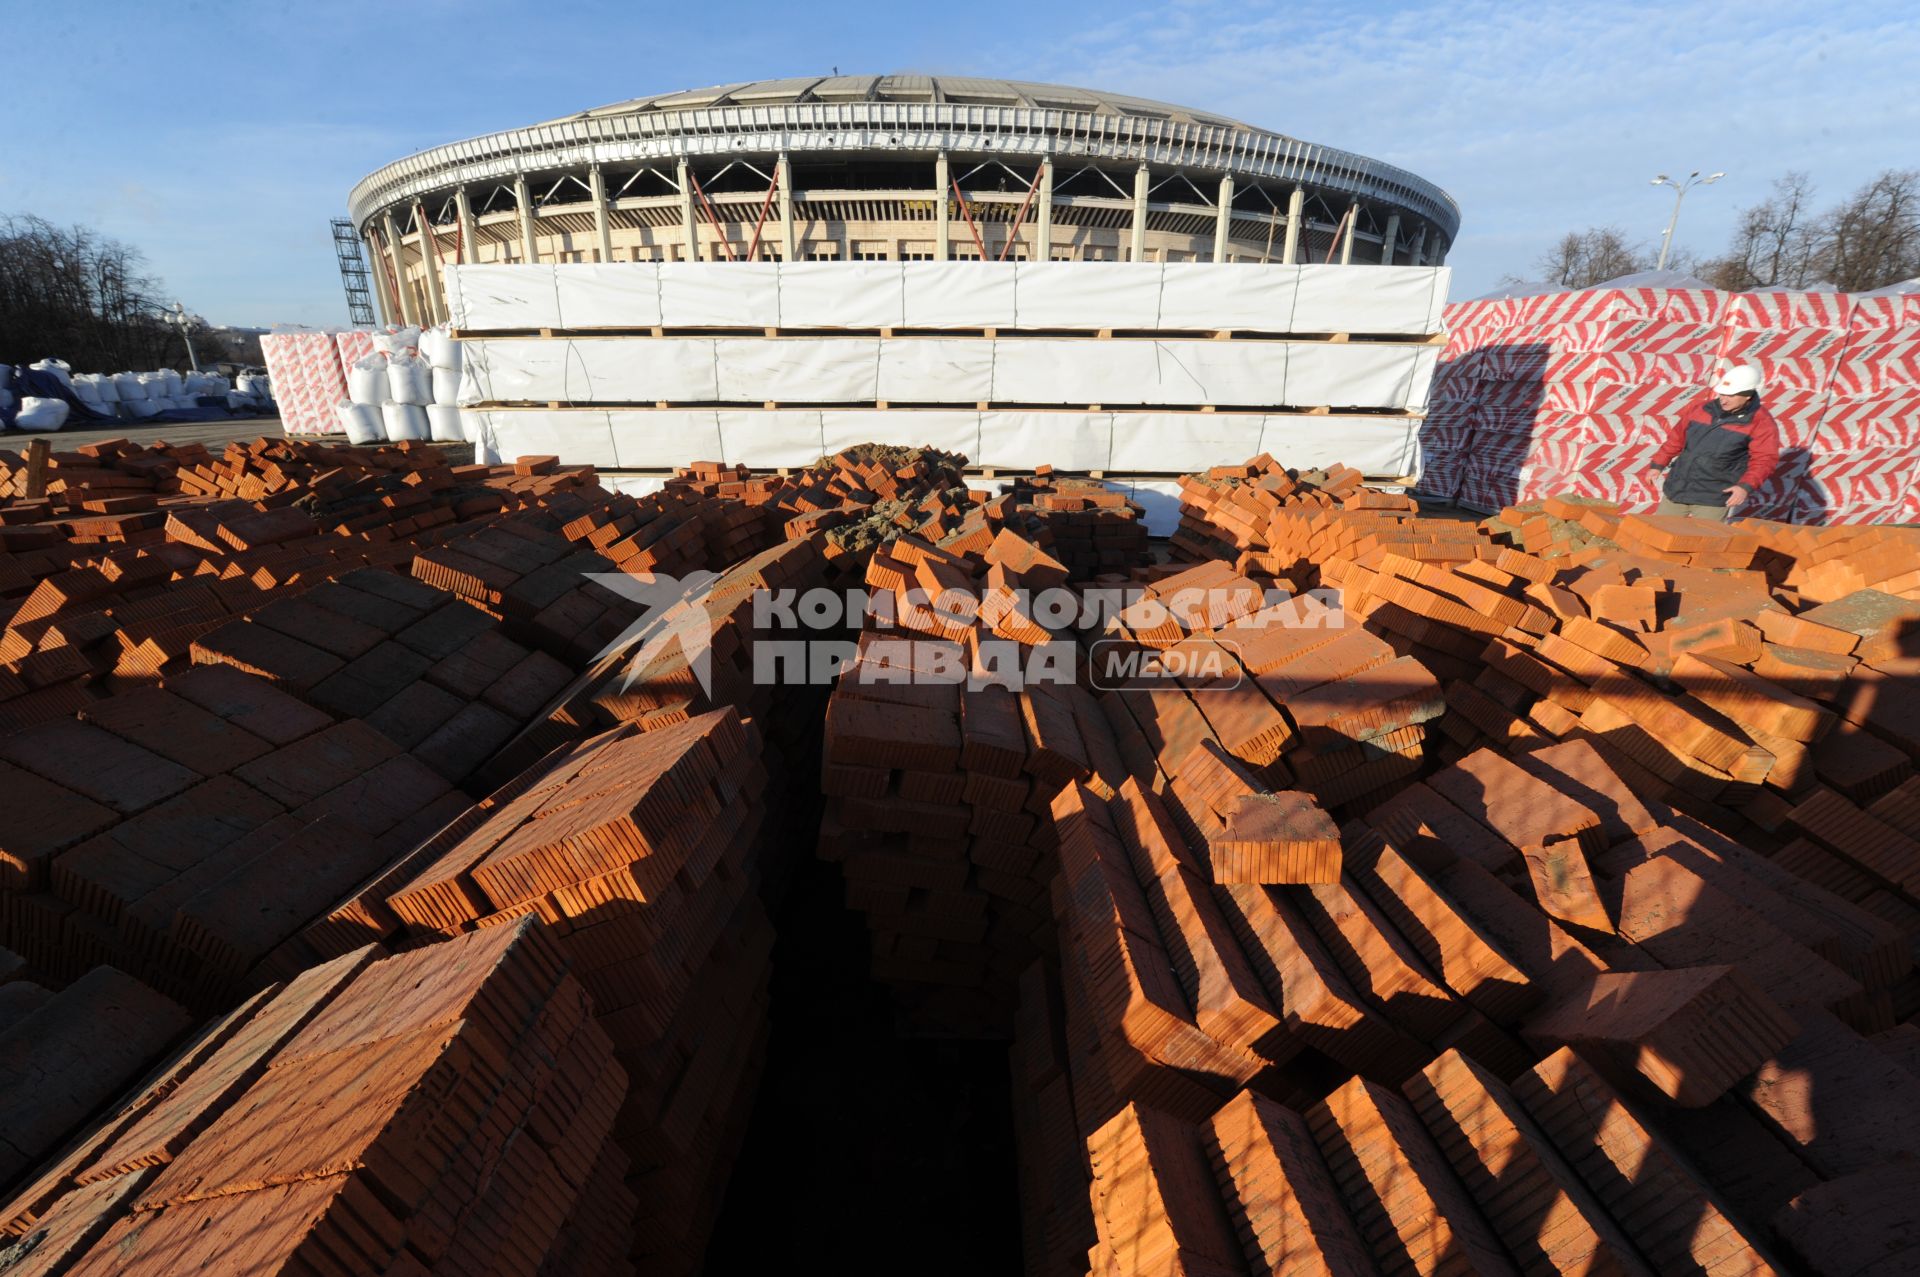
[1700,172,1820,290]
[1520,226,1654,289]
[1819,169,1920,292]
[0,214,185,372]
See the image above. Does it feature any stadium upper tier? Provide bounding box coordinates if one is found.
[348,74,1460,327]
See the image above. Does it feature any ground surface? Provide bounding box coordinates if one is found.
[2,416,289,452]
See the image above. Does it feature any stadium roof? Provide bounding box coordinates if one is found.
[559,74,1257,133]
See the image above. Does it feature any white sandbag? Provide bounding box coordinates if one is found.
[381,402,430,442]
[113,372,147,400]
[347,354,390,405]
[226,391,253,412]
[91,373,121,403]
[419,326,461,369]
[337,401,385,445]
[183,372,211,395]
[427,403,466,442]
[15,397,70,431]
[237,372,272,398]
[431,365,462,405]
[160,369,184,397]
[385,353,433,405]
[124,399,161,419]
[205,374,230,395]
[29,359,72,388]
[137,371,170,400]
[168,395,198,411]
[373,325,422,356]
[71,374,105,404]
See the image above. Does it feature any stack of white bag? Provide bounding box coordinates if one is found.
[230,372,272,412]
[337,324,462,444]
[420,325,465,442]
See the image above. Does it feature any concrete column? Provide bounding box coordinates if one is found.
[1130,164,1150,262]
[381,211,417,326]
[1213,174,1235,263]
[365,232,391,325]
[777,152,795,260]
[676,157,699,261]
[935,151,950,260]
[454,187,478,265]
[1409,225,1428,267]
[1340,201,1359,265]
[414,200,445,323]
[589,166,614,263]
[514,174,537,264]
[1380,213,1401,265]
[1036,155,1055,259]
[1281,187,1304,264]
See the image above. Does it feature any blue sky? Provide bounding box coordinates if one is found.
[4,0,1912,327]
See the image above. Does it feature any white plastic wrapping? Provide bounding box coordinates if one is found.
[337,401,385,445]
[820,409,980,457]
[448,261,1449,334]
[1282,343,1437,410]
[779,262,905,328]
[712,338,879,402]
[348,355,389,405]
[1107,412,1267,471]
[900,262,1018,328]
[459,333,1432,410]
[610,410,725,468]
[977,411,1112,471]
[381,402,430,442]
[431,365,462,405]
[385,354,433,406]
[1014,262,1162,329]
[28,358,72,388]
[419,326,461,368]
[1258,413,1421,475]
[427,403,466,442]
[658,261,781,328]
[468,409,620,468]
[373,326,422,356]
[1157,265,1300,332]
[875,340,996,403]
[15,398,70,431]
[1292,265,1450,335]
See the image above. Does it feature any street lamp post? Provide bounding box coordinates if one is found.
[1650,171,1725,271]
[159,301,201,372]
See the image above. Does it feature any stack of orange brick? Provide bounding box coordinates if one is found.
[0,962,192,1194]
[1009,469,1149,577]
[819,522,1134,1033]
[0,920,639,1276]
[329,710,774,1275]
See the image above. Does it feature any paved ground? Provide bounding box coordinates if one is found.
[1,416,294,454]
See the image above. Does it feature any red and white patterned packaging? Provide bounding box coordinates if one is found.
[260,331,349,436]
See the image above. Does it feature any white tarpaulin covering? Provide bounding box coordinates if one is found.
[469,406,1423,477]
[447,261,1449,335]
[462,335,1424,410]
[1283,343,1438,410]
[713,338,878,402]
[1258,413,1421,475]
[900,263,1018,328]
[875,340,996,403]
[1291,265,1450,335]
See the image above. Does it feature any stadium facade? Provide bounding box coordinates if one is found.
[348,74,1460,327]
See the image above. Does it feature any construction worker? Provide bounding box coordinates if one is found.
[1646,363,1779,520]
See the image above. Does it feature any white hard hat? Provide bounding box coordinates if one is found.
[1713,363,1762,396]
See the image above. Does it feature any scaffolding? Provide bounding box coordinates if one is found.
[331,218,378,326]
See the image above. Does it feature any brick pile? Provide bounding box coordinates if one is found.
[819,520,1136,1033]
[321,710,774,1274]
[1008,468,1149,578]
[0,920,640,1276]
[0,962,192,1192]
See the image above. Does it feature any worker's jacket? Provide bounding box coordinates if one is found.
[1651,394,1780,506]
